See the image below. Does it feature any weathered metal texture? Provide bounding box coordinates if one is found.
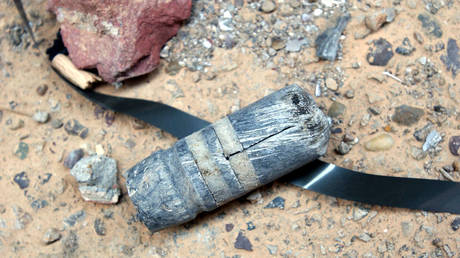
[124,84,331,232]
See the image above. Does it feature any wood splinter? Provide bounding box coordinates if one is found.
[51,54,102,89]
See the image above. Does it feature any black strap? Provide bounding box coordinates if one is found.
[286,160,460,214]
[47,35,460,215]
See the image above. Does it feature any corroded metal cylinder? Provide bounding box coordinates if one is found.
[124,84,331,232]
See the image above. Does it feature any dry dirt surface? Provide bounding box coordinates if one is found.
[0,0,459,257]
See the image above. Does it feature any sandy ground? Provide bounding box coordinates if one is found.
[0,0,459,257]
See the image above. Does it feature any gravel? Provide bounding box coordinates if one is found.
[70,155,120,204]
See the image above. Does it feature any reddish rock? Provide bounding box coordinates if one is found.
[48,0,192,83]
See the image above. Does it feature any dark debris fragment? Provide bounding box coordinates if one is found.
[315,14,350,61]
[440,38,459,77]
[225,223,234,232]
[366,38,394,66]
[63,149,84,169]
[264,196,285,209]
[94,218,106,236]
[448,136,460,156]
[234,231,253,251]
[14,171,29,189]
[451,217,460,231]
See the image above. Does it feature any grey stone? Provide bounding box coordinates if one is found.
[451,217,460,231]
[266,244,278,255]
[42,228,61,245]
[71,155,120,204]
[410,146,427,161]
[345,90,355,98]
[33,111,49,123]
[365,8,396,32]
[392,105,424,126]
[13,206,32,229]
[31,199,49,211]
[367,38,394,66]
[328,101,346,118]
[94,218,106,236]
[353,207,369,221]
[440,38,459,77]
[422,130,442,151]
[63,149,84,169]
[396,37,415,56]
[418,13,442,38]
[14,142,29,160]
[358,232,372,242]
[36,84,48,96]
[265,196,285,209]
[8,119,24,130]
[64,210,86,227]
[448,136,460,156]
[62,231,79,256]
[51,119,63,129]
[285,38,308,52]
[413,123,434,142]
[336,142,351,155]
[401,221,412,237]
[260,0,276,13]
[315,14,350,61]
[271,37,285,50]
[64,119,89,139]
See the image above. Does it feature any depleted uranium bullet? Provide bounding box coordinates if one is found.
[124,84,331,232]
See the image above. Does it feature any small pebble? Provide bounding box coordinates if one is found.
[64,210,86,227]
[260,0,276,13]
[62,230,79,255]
[234,231,253,251]
[448,136,460,155]
[246,221,256,231]
[367,38,394,66]
[70,155,120,204]
[65,119,89,139]
[328,101,346,118]
[418,13,442,38]
[451,217,460,231]
[345,90,355,98]
[51,119,64,129]
[42,228,61,245]
[264,196,285,209]
[353,207,369,221]
[271,37,285,50]
[36,84,48,96]
[392,105,424,126]
[225,223,234,232]
[14,142,29,160]
[33,111,50,123]
[414,32,424,44]
[64,149,85,169]
[410,146,427,160]
[13,171,29,189]
[413,123,433,142]
[8,119,24,130]
[453,160,460,172]
[266,244,278,255]
[422,130,442,151]
[364,134,394,151]
[94,218,106,236]
[326,78,338,91]
[365,8,395,32]
[336,142,351,155]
